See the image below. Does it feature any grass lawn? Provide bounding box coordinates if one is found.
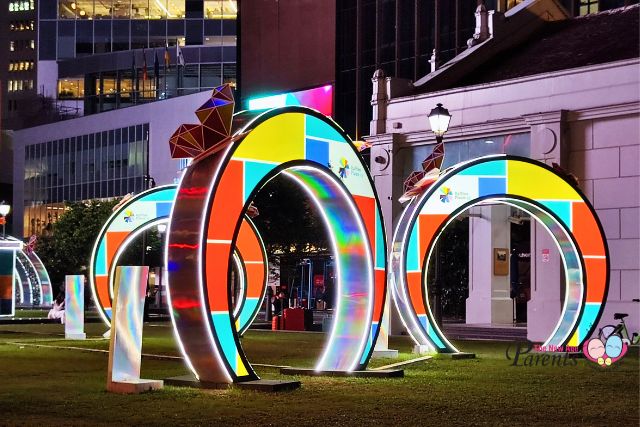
[0,322,637,426]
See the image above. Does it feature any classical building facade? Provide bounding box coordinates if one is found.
[367,1,639,339]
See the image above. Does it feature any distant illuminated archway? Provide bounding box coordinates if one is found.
[89,185,268,335]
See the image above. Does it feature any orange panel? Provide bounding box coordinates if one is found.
[96,276,111,309]
[244,263,266,298]
[237,219,264,262]
[572,202,605,256]
[418,214,448,262]
[372,269,386,321]
[407,271,426,315]
[106,231,129,272]
[206,241,233,312]
[0,277,12,299]
[353,195,376,253]
[585,257,607,303]
[208,159,244,241]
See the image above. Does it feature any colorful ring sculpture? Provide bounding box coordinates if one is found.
[167,103,387,383]
[89,185,268,335]
[390,155,609,352]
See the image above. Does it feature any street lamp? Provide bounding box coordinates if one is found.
[427,103,451,328]
[428,103,452,143]
[0,201,10,239]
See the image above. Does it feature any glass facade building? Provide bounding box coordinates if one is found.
[37,0,237,114]
[23,123,149,235]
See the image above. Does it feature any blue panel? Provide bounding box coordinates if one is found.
[243,161,277,203]
[305,138,330,168]
[375,209,385,269]
[577,303,601,342]
[478,177,506,197]
[0,252,13,275]
[459,160,506,176]
[539,200,572,229]
[239,298,259,328]
[155,202,172,218]
[406,224,420,272]
[96,241,107,275]
[305,115,346,142]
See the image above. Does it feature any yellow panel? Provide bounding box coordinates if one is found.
[567,332,579,348]
[236,353,248,376]
[507,160,581,200]
[233,113,305,163]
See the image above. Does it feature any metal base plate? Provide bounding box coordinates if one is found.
[280,368,404,378]
[107,379,163,394]
[164,375,301,392]
[65,333,86,340]
[371,349,399,359]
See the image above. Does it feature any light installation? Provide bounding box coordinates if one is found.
[166,85,386,383]
[107,266,163,393]
[390,155,609,352]
[65,274,86,339]
[0,237,21,317]
[89,185,268,336]
[247,85,334,117]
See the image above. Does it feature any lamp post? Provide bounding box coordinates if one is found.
[0,201,10,239]
[427,103,451,328]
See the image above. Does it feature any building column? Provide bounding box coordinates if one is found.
[523,111,567,341]
[466,204,513,325]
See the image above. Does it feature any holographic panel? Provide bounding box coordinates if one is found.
[108,266,150,383]
[286,167,372,372]
[247,85,334,116]
[26,251,53,306]
[14,256,32,306]
[65,275,85,339]
[390,155,609,353]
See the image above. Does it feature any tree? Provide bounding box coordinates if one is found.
[251,175,329,256]
[36,199,120,295]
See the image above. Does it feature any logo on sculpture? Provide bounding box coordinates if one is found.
[439,186,453,202]
[338,158,350,178]
[583,327,628,367]
[123,210,135,223]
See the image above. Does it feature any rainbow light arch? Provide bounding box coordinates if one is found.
[167,107,387,383]
[89,185,268,334]
[390,155,609,352]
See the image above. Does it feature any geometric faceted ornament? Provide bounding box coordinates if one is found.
[390,155,609,353]
[400,140,445,203]
[167,101,387,383]
[169,85,235,158]
[89,184,268,336]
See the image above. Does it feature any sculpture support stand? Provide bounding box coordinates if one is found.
[107,266,162,394]
[65,275,86,339]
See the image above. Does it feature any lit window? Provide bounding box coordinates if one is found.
[9,41,15,51]
[204,0,237,19]
[30,40,35,49]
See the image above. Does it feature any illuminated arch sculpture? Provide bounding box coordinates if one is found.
[89,185,268,335]
[166,86,386,383]
[390,155,609,353]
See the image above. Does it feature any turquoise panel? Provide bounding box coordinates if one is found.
[576,303,601,342]
[375,209,385,269]
[458,160,506,176]
[212,313,237,372]
[136,188,176,202]
[96,241,107,275]
[359,322,378,364]
[305,115,346,143]
[406,224,420,272]
[243,161,277,203]
[539,200,572,229]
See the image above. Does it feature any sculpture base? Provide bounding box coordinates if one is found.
[371,349,399,359]
[107,379,163,394]
[440,352,476,360]
[413,344,434,355]
[280,368,404,378]
[164,374,300,392]
[65,332,86,340]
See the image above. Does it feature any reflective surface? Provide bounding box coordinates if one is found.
[65,275,85,338]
